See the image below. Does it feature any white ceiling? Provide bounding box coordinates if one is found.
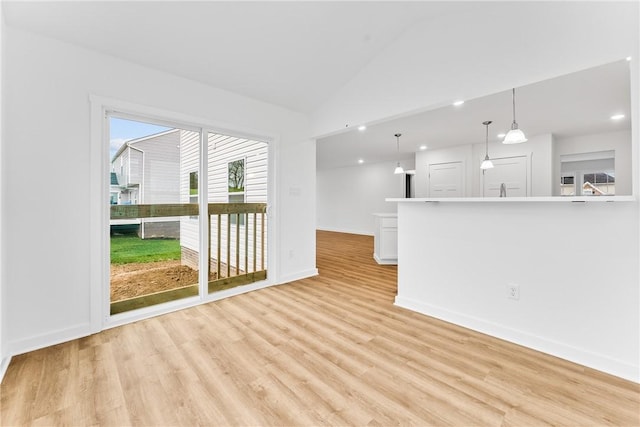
[317,59,632,170]
[2,1,634,171]
[2,1,467,113]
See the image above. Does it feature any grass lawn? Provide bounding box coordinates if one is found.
[111,235,181,264]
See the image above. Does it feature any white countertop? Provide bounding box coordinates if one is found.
[387,196,636,203]
[372,213,398,217]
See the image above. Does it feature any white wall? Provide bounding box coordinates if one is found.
[396,200,639,382]
[0,0,7,381]
[311,2,638,138]
[317,159,411,235]
[414,134,554,198]
[278,138,317,283]
[554,129,632,196]
[2,26,316,355]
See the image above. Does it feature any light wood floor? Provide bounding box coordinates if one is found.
[2,230,639,426]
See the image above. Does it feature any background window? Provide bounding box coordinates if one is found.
[228,159,245,224]
[189,171,198,203]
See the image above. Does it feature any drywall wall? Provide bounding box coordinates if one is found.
[0,0,6,381]
[554,129,632,196]
[311,2,638,138]
[395,200,639,382]
[2,26,316,355]
[317,160,411,235]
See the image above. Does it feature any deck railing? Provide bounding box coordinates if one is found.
[110,203,267,313]
[206,203,267,291]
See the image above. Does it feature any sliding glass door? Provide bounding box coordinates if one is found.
[107,114,269,317]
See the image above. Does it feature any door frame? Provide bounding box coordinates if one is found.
[427,161,465,197]
[89,95,277,332]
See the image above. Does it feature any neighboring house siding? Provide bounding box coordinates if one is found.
[110,129,181,237]
[179,130,201,262]
[180,131,268,273]
[116,148,130,185]
[128,148,142,188]
[130,130,180,203]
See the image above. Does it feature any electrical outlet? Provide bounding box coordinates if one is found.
[507,283,520,300]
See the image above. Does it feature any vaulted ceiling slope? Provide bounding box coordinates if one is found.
[3,1,638,154]
[311,1,639,138]
[2,1,465,113]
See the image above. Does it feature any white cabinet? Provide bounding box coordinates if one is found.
[372,213,397,265]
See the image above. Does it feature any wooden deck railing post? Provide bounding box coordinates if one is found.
[261,212,265,270]
[207,214,211,279]
[226,213,231,278]
[236,214,240,275]
[216,214,221,278]
[245,213,249,274]
[253,213,257,273]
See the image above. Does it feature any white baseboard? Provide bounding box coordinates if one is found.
[316,226,373,236]
[277,268,319,285]
[373,253,397,265]
[0,355,12,384]
[8,323,92,357]
[394,296,639,383]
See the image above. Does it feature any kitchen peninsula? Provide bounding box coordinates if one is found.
[387,196,638,382]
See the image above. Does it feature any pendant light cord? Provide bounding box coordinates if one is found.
[485,123,489,155]
[512,88,517,124]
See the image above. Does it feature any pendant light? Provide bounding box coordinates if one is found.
[480,121,494,170]
[503,88,527,144]
[393,133,404,174]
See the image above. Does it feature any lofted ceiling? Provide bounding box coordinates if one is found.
[2,2,635,171]
[2,1,467,113]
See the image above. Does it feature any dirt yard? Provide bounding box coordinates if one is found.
[110,260,199,302]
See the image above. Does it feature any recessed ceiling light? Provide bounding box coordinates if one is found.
[419,145,427,151]
[611,114,625,120]
[358,159,364,164]
[497,133,506,138]
[358,125,366,131]
[453,100,465,106]
[626,56,632,61]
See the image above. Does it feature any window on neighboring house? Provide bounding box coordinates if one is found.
[228,159,245,225]
[189,171,198,219]
[583,170,615,195]
[189,171,198,203]
[560,175,575,196]
[560,150,616,196]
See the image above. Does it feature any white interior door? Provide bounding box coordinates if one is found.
[428,161,463,197]
[483,156,528,197]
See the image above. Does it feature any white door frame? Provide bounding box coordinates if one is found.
[89,95,277,332]
[427,161,465,197]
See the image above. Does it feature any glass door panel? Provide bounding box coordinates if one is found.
[109,116,200,314]
[206,132,268,294]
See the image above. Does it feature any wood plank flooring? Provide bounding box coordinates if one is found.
[1,230,639,426]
